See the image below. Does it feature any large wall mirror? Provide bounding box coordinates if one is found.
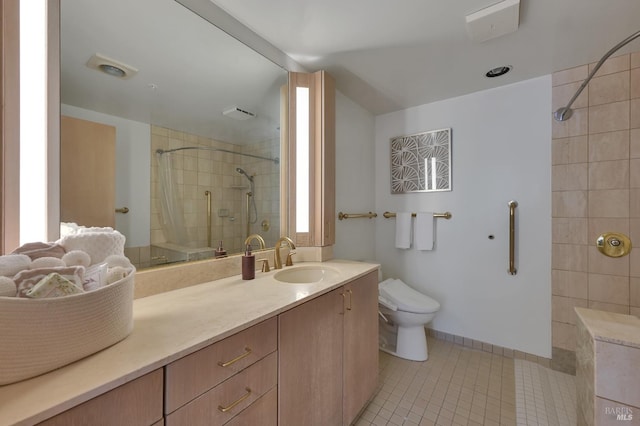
[60,0,288,269]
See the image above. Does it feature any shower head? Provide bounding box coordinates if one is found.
[236,167,254,182]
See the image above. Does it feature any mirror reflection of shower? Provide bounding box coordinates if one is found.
[236,167,258,238]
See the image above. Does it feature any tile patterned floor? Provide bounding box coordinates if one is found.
[514,359,576,426]
[355,336,576,426]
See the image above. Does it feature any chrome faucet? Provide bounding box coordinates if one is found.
[274,236,296,269]
[244,234,266,250]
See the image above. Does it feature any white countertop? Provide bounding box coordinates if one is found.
[0,260,378,426]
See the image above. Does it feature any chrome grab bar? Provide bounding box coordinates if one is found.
[508,201,518,275]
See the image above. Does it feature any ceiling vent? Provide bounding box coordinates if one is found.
[86,53,138,79]
[465,0,520,43]
[223,106,257,120]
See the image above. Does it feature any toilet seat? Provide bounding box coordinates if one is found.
[379,278,440,314]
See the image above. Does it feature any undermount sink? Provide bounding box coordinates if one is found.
[273,266,339,284]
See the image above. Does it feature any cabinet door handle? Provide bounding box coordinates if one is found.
[218,347,252,367]
[218,387,252,412]
[346,289,353,311]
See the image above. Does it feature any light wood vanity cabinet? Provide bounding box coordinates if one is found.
[31,269,378,426]
[164,317,278,425]
[278,271,379,426]
[38,369,163,426]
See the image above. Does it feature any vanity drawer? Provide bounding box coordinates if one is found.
[39,369,163,426]
[164,317,277,414]
[165,351,277,426]
[226,386,277,426]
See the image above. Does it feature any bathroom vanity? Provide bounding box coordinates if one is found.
[0,260,378,426]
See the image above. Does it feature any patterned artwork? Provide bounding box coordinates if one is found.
[390,128,452,193]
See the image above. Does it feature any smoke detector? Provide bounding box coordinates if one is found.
[465,0,520,42]
[86,53,138,79]
[223,106,256,120]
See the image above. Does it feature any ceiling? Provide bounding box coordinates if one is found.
[211,0,640,115]
[61,0,640,138]
[60,0,287,145]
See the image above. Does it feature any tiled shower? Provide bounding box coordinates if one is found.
[149,125,280,261]
[551,49,640,372]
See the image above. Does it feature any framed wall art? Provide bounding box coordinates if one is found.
[390,128,452,193]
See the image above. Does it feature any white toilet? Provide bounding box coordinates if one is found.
[378,277,440,361]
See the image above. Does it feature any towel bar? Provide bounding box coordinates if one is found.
[338,212,378,220]
[383,211,452,219]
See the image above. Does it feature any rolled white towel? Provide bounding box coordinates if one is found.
[59,230,125,265]
[31,257,66,269]
[104,254,133,269]
[107,266,130,285]
[0,254,32,277]
[0,276,17,297]
[62,250,92,268]
[77,226,114,234]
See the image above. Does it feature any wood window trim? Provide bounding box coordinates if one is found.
[1,0,20,254]
[287,70,335,247]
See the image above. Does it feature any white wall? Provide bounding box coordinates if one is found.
[374,76,552,357]
[61,105,150,247]
[333,91,377,261]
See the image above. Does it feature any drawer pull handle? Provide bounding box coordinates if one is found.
[218,387,252,413]
[346,289,353,311]
[218,347,252,367]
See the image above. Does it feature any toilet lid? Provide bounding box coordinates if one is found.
[379,279,440,314]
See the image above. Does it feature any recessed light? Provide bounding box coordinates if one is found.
[98,64,126,78]
[86,53,138,80]
[485,65,512,78]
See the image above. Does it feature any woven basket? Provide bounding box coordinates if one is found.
[0,268,135,385]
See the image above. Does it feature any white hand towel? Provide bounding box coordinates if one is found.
[415,212,434,250]
[395,212,412,249]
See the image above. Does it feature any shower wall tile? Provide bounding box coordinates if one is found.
[633,52,640,69]
[552,107,588,138]
[552,136,588,164]
[589,130,629,162]
[589,53,629,77]
[552,321,576,351]
[552,243,588,272]
[588,100,630,134]
[631,98,640,129]
[552,295,588,324]
[552,218,588,244]
[552,163,588,190]
[588,273,630,305]
[629,189,640,217]
[588,160,629,190]
[589,71,630,106]
[631,68,640,99]
[631,278,640,307]
[553,81,588,110]
[588,217,629,247]
[588,246,629,276]
[552,65,588,86]
[633,129,640,158]
[552,190,588,217]
[588,189,629,217]
[587,301,630,315]
[553,270,588,299]
[630,159,640,187]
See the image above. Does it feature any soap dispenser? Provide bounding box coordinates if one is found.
[242,244,255,280]
[214,240,227,258]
